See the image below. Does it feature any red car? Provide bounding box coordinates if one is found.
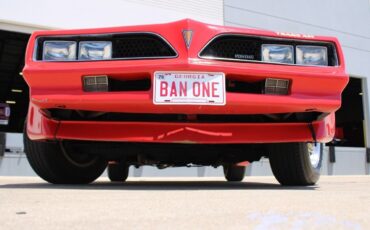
[23,19,348,185]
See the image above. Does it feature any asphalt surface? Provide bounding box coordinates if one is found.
[0,176,369,230]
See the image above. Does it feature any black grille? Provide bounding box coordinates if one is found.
[112,34,177,58]
[226,79,264,94]
[35,33,177,60]
[200,36,261,61]
[46,109,323,123]
[108,78,151,92]
[199,35,338,66]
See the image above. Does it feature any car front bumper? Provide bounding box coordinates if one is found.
[24,59,345,144]
[27,101,336,144]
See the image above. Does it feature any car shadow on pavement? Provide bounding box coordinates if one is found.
[0,180,318,191]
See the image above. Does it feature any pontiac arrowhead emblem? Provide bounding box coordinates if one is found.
[182,30,193,49]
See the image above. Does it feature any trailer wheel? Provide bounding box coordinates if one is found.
[108,162,129,182]
[223,164,246,182]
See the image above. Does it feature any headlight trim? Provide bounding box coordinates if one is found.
[261,44,294,64]
[78,41,112,60]
[42,40,77,61]
[296,45,328,66]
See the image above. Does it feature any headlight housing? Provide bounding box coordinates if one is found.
[261,44,294,64]
[79,41,112,60]
[296,46,328,66]
[42,40,112,61]
[43,41,76,61]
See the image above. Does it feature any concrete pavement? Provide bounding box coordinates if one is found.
[0,176,369,229]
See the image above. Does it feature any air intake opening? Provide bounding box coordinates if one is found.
[225,76,290,95]
[83,75,151,92]
[109,78,150,92]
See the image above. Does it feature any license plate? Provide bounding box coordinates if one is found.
[153,72,226,105]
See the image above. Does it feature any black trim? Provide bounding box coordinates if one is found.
[0,132,5,157]
[45,109,324,123]
[329,145,336,163]
[108,78,150,92]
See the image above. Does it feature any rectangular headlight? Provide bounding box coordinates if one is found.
[296,46,328,66]
[262,44,294,64]
[79,41,112,60]
[43,41,76,61]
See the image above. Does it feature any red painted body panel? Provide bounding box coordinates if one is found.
[23,19,348,144]
[26,101,335,143]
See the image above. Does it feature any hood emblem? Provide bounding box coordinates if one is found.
[182,30,193,49]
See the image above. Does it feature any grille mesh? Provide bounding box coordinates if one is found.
[200,36,261,61]
[112,34,177,58]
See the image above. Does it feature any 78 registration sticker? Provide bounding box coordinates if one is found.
[153,72,226,106]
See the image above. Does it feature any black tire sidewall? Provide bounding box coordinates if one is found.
[269,142,323,186]
[24,124,107,184]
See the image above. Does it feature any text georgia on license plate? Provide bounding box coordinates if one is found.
[153,72,226,105]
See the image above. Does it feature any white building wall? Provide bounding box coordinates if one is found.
[0,0,223,32]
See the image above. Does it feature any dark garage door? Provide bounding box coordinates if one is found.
[0,30,30,133]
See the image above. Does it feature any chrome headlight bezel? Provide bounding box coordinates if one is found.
[296,45,328,66]
[42,41,77,61]
[261,44,294,64]
[78,41,112,60]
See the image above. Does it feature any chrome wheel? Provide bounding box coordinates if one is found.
[308,143,321,168]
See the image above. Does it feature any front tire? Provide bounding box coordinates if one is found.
[24,127,107,184]
[223,164,246,182]
[269,143,323,186]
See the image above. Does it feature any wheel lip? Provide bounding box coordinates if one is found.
[308,143,321,168]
